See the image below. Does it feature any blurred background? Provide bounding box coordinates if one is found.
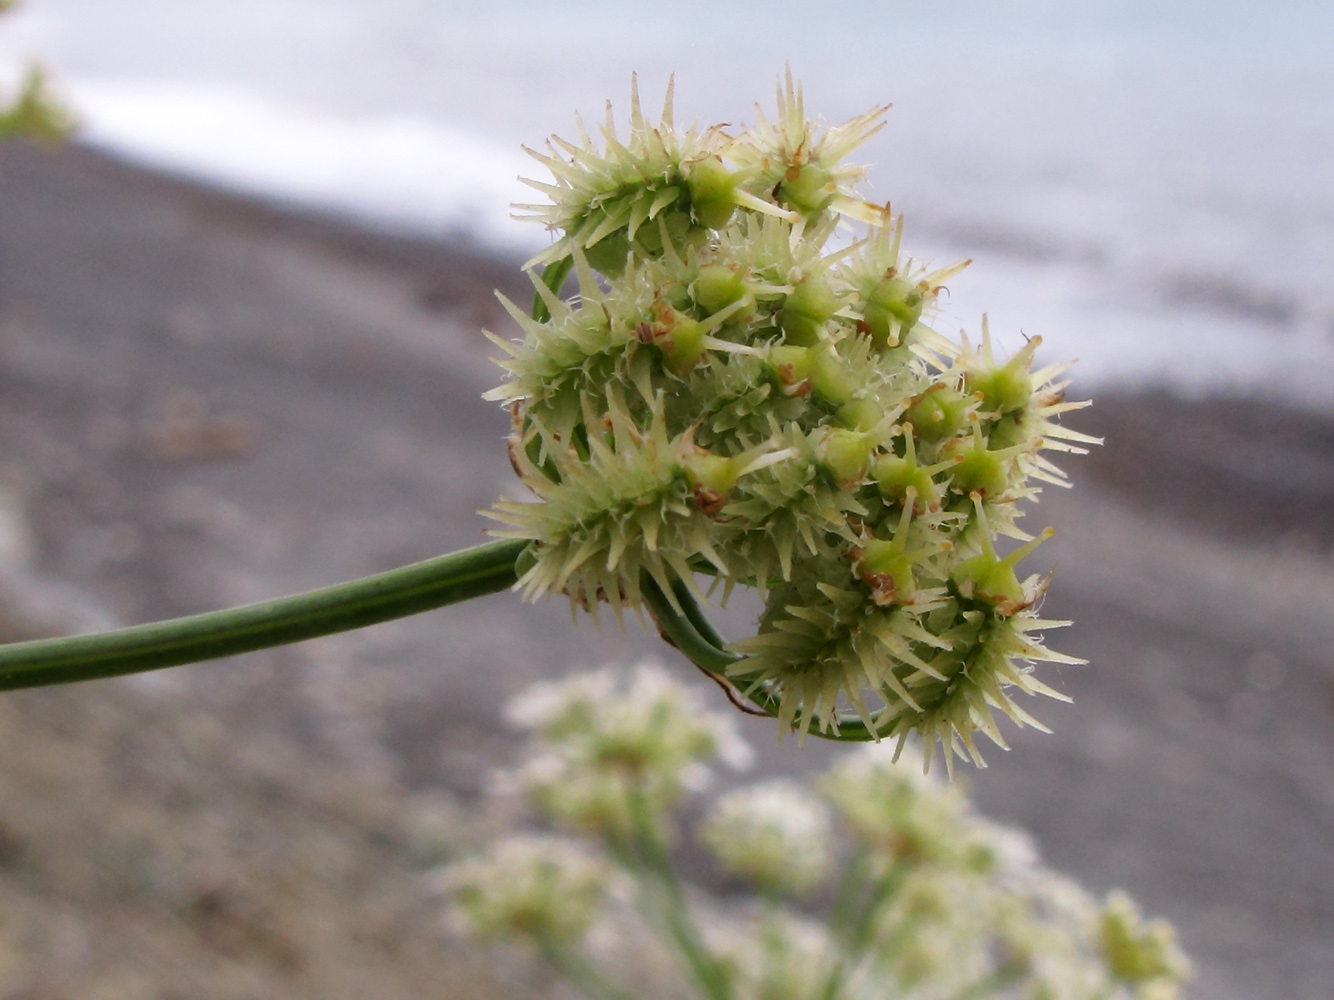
[0,1,1331,997]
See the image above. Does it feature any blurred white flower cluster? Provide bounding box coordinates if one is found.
[504,662,753,837]
[443,667,1191,1000]
[485,71,1096,763]
[442,834,610,946]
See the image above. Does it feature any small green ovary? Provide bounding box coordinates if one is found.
[779,276,839,346]
[860,276,924,349]
[967,363,1032,416]
[692,262,751,316]
[778,162,836,217]
[683,156,740,229]
[905,387,970,443]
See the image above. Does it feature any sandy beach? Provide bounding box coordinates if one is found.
[1,139,1331,998]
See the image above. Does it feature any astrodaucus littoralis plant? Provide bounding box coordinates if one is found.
[485,72,1098,767]
[0,73,1097,769]
[442,665,1191,1000]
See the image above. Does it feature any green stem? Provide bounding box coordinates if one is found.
[641,575,882,744]
[825,845,872,944]
[946,961,1027,1000]
[538,938,639,1000]
[0,539,528,690]
[819,861,905,1000]
[642,575,737,675]
[625,787,732,1000]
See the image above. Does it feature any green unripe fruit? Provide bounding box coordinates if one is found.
[860,276,924,349]
[685,452,737,494]
[684,157,738,229]
[693,263,749,315]
[779,277,837,346]
[872,454,940,510]
[986,411,1030,450]
[953,552,1025,609]
[905,386,969,442]
[633,209,699,259]
[819,428,874,487]
[646,306,707,375]
[778,162,835,217]
[967,363,1032,415]
[683,449,739,515]
[836,399,883,431]
[767,345,812,390]
[809,350,854,406]
[856,540,917,606]
[942,439,1009,497]
[660,315,706,374]
[584,231,631,275]
[952,526,1053,613]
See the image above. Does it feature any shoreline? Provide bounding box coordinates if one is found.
[2,139,1332,998]
[48,142,1334,549]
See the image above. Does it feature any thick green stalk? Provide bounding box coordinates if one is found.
[0,538,528,690]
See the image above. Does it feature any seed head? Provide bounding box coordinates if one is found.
[487,74,1095,764]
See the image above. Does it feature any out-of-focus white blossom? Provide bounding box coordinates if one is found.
[1099,890,1193,1000]
[701,779,833,895]
[506,662,752,836]
[712,910,836,1000]
[821,744,979,867]
[442,834,609,945]
[451,673,1190,1000]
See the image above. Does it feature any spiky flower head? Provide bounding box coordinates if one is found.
[728,67,890,226]
[487,74,1097,765]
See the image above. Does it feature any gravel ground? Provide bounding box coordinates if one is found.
[0,140,1331,999]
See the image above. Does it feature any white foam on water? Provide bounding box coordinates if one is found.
[69,78,542,253]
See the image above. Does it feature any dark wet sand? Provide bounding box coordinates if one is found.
[1,140,1331,998]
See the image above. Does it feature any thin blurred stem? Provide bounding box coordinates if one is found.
[819,860,905,1000]
[624,787,732,1000]
[0,539,527,690]
[538,937,639,1000]
[947,961,1027,1000]
[756,893,794,1000]
[826,844,874,944]
[847,864,904,955]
